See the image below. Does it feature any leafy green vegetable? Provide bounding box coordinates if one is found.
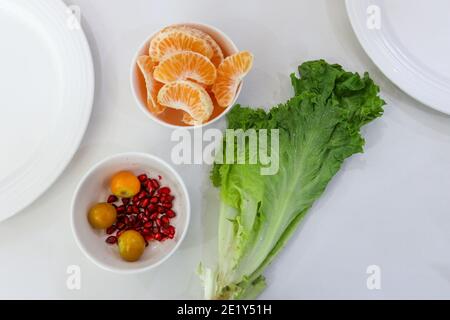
[199,60,385,299]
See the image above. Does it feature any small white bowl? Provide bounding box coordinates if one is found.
[130,22,241,129]
[71,153,190,274]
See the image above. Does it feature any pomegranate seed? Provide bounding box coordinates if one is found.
[107,195,118,203]
[150,213,159,220]
[116,205,125,213]
[132,195,139,203]
[138,174,148,182]
[144,180,154,192]
[150,197,159,204]
[144,222,152,228]
[159,187,171,194]
[142,228,151,235]
[106,226,116,235]
[153,227,159,234]
[168,233,174,239]
[160,227,170,236]
[155,218,161,227]
[161,216,170,227]
[126,206,133,214]
[132,206,139,214]
[154,233,162,241]
[162,202,172,209]
[148,204,156,212]
[141,198,150,208]
[117,222,125,230]
[105,236,117,244]
[137,191,147,200]
[141,215,149,223]
[145,234,154,241]
[166,210,176,218]
[167,225,175,235]
[122,198,130,206]
[150,179,160,189]
[157,206,166,213]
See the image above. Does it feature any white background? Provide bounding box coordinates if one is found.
[1,0,450,299]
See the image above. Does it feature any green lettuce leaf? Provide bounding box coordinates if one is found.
[200,60,385,299]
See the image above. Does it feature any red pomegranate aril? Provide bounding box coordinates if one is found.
[167,225,175,235]
[150,179,160,189]
[126,206,133,214]
[107,195,118,203]
[138,174,148,182]
[155,218,162,227]
[142,228,151,235]
[137,191,147,200]
[145,234,154,241]
[144,222,153,228]
[160,226,170,236]
[154,233,162,241]
[122,198,130,206]
[116,205,125,213]
[161,216,170,227]
[150,213,159,221]
[158,187,171,194]
[144,181,154,193]
[157,205,166,213]
[105,236,117,244]
[166,210,176,218]
[141,198,150,208]
[106,225,116,235]
[117,222,125,230]
[132,206,139,214]
[148,204,156,212]
[162,202,172,209]
[150,197,159,204]
[153,227,159,233]
[168,233,174,239]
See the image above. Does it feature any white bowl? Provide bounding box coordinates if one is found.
[71,153,190,274]
[130,22,241,129]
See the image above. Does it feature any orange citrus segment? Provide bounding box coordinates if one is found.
[153,51,217,85]
[149,28,213,63]
[162,26,224,67]
[157,80,213,124]
[212,51,254,107]
[136,56,165,114]
[182,113,197,126]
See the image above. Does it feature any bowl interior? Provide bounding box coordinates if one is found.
[131,22,242,128]
[72,153,189,273]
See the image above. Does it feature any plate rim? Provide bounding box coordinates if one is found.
[345,0,450,115]
[0,0,95,221]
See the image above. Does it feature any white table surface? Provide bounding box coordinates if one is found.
[2,0,450,299]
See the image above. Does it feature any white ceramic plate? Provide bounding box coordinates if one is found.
[0,0,94,221]
[346,0,450,114]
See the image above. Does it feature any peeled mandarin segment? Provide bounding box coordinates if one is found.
[153,51,217,86]
[136,55,166,114]
[149,29,213,63]
[162,26,224,67]
[212,51,254,107]
[182,113,199,126]
[157,80,214,124]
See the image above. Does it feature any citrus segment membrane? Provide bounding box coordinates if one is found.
[153,51,217,86]
[149,28,213,63]
[157,80,214,124]
[212,51,254,107]
[136,55,166,114]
